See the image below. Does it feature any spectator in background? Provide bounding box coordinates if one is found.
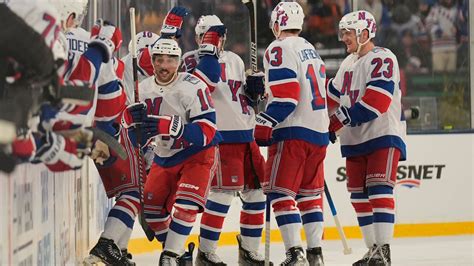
[306,0,342,48]
[418,0,436,23]
[390,4,426,40]
[426,0,458,72]
[456,0,468,70]
[400,29,430,74]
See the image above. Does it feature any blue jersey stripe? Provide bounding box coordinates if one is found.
[273,127,329,146]
[367,80,395,95]
[268,68,297,82]
[340,135,406,160]
[219,129,253,144]
[265,101,297,123]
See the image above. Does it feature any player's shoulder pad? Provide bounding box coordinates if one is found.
[370,46,396,58]
[221,50,245,66]
[182,50,199,60]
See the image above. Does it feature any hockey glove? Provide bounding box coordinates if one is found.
[329,106,351,132]
[90,20,123,63]
[245,71,265,103]
[198,25,227,58]
[142,115,184,139]
[160,6,189,39]
[11,132,36,162]
[329,131,337,144]
[121,102,148,129]
[38,103,59,133]
[33,131,85,171]
[254,112,278,146]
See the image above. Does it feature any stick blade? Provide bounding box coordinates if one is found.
[87,127,127,160]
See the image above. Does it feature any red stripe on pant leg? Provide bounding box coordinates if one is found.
[369,198,394,210]
[297,197,323,212]
[240,212,264,226]
[351,202,373,213]
[201,212,226,230]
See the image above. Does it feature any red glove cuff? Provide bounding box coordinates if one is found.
[254,124,272,142]
[164,13,183,27]
[201,31,220,46]
[328,114,344,132]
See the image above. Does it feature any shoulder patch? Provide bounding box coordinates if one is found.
[183,73,201,85]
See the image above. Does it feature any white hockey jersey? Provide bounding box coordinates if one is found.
[263,36,329,146]
[6,1,61,53]
[327,47,407,159]
[139,73,221,167]
[66,27,126,134]
[181,50,255,143]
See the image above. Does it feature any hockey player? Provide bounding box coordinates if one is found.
[255,2,329,265]
[121,38,221,264]
[121,6,189,104]
[181,15,268,265]
[55,3,143,265]
[121,30,160,104]
[5,0,122,173]
[327,10,406,266]
[0,2,60,145]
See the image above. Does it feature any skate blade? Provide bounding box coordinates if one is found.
[83,255,106,265]
[0,120,16,144]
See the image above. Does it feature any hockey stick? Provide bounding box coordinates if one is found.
[242,1,270,264]
[87,127,127,160]
[324,181,352,255]
[129,7,155,242]
[242,0,258,74]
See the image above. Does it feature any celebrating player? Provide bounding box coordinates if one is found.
[181,15,268,265]
[5,0,122,173]
[255,2,330,265]
[122,38,221,264]
[326,10,407,266]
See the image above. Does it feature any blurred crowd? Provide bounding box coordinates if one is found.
[122,0,468,76]
[300,0,469,74]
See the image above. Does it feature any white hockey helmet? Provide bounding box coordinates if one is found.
[338,10,377,41]
[48,0,89,27]
[269,1,304,37]
[195,15,224,36]
[128,31,160,54]
[151,38,182,61]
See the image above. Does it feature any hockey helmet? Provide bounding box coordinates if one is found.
[195,15,224,36]
[151,38,182,61]
[48,0,89,27]
[128,31,160,54]
[338,10,377,41]
[269,1,304,37]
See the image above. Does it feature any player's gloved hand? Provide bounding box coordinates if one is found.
[37,103,61,133]
[245,71,265,103]
[34,131,69,164]
[121,102,148,129]
[254,113,278,146]
[329,106,351,132]
[90,20,123,63]
[11,132,37,162]
[329,131,337,144]
[33,131,86,171]
[142,115,184,139]
[160,6,189,39]
[198,25,227,58]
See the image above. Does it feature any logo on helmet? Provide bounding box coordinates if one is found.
[277,10,289,26]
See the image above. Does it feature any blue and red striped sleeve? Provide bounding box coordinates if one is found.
[265,67,300,123]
